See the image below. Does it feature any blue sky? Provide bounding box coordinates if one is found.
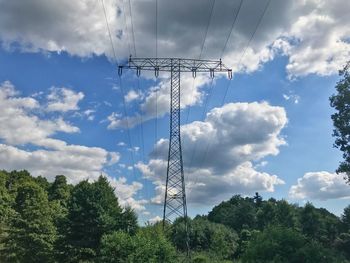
[0,0,349,223]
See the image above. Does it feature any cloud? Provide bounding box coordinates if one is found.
[47,87,84,112]
[117,141,126,147]
[107,74,211,129]
[289,171,350,200]
[107,152,120,165]
[148,215,162,224]
[1,0,349,78]
[83,109,96,121]
[0,81,79,146]
[283,93,300,104]
[125,89,142,103]
[108,176,147,212]
[0,81,146,211]
[0,0,121,58]
[136,101,287,205]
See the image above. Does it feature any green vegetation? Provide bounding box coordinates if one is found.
[330,62,350,180]
[0,170,350,262]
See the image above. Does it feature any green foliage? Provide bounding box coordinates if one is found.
[172,216,238,260]
[208,195,256,231]
[99,225,177,263]
[64,176,123,262]
[121,206,138,235]
[0,170,349,263]
[4,181,57,262]
[274,200,297,228]
[99,230,134,262]
[330,61,350,179]
[342,205,350,232]
[300,202,321,239]
[335,232,350,258]
[49,175,70,203]
[242,226,343,263]
[0,171,14,259]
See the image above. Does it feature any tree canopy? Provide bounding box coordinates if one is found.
[330,61,350,181]
[0,170,349,262]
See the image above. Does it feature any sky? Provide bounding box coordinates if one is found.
[0,0,350,224]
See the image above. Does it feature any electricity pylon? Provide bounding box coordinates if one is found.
[118,56,232,255]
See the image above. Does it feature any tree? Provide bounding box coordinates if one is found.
[208,195,256,231]
[330,61,350,181]
[300,202,320,239]
[242,226,341,263]
[49,175,70,204]
[33,175,50,191]
[256,200,276,229]
[49,175,71,260]
[121,206,138,235]
[4,182,57,262]
[64,176,123,261]
[335,232,350,259]
[132,225,177,263]
[99,225,177,263]
[274,200,297,228]
[341,205,350,232]
[0,171,14,259]
[99,231,134,263]
[6,170,33,197]
[172,216,238,260]
[253,192,262,207]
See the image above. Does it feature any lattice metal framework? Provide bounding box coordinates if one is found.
[118,56,232,255]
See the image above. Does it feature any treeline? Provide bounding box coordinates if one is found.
[0,170,350,262]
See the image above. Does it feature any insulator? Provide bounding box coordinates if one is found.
[118,66,123,76]
[136,66,141,77]
[155,67,159,78]
[228,69,233,80]
[210,69,214,79]
[192,67,197,78]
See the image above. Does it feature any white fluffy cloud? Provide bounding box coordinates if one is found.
[137,101,287,205]
[47,87,84,112]
[108,176,147,212]
[125,89,142,103]
[1,0,349,77]
[108,74,211,129]
[289,171,350,200]
[0,81,145,211]
[0,81,79,147]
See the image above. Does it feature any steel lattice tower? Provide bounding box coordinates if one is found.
[119,56,232,255]
[163,61,186,224]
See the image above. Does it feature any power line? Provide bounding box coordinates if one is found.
[185,0,217,189]
[155,0,159,160]
[198,0,271,172]
[237,0,271,66]
[186,0,217,124]
[199,0,216,59]
[188,78,214,170]
[100,0,137,179]
[137,79,145,163]
[188,0,243,189]
[220,0,243,58]
[156,0,158,58]
[101,0,118,63]
[128,0,137,56]
[222,0,270,105]
[121,0,132,55]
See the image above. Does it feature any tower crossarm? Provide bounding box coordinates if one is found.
[118,57,233,79]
